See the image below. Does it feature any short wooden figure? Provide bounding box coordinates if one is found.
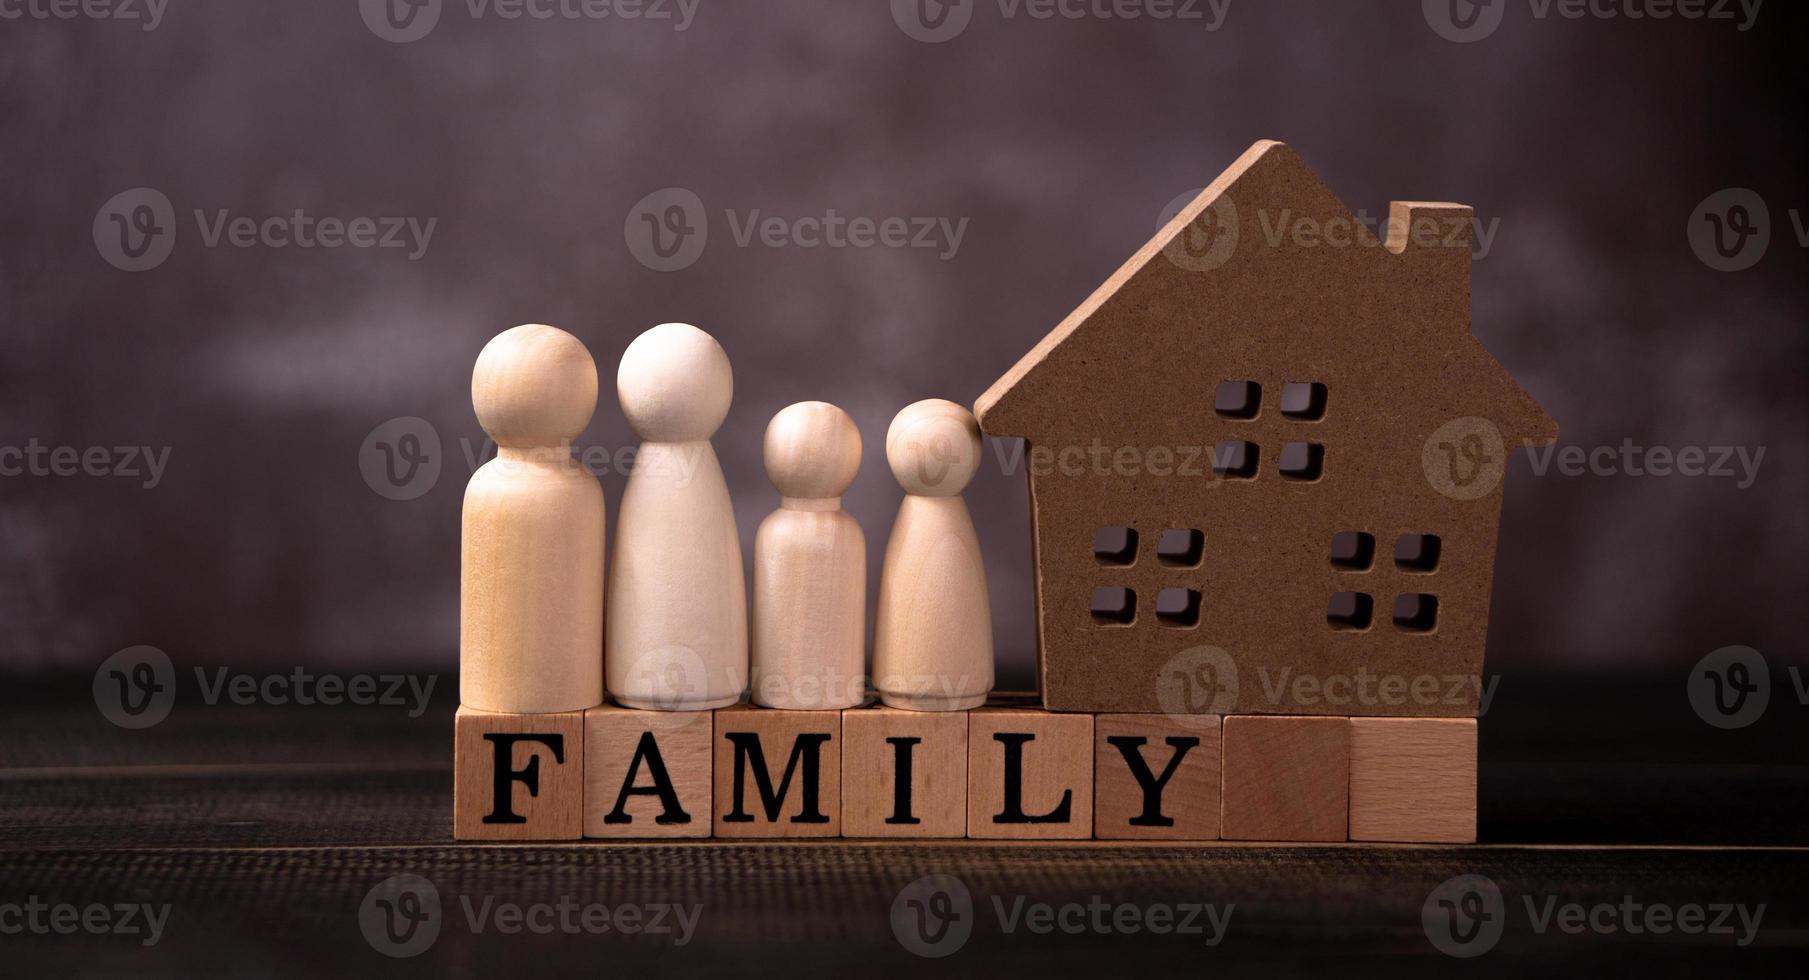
[461,324,605,715]
[1348,717,1477,843]
[583,704,713,839]
[454,706,584,841]
[751,402,867,710]
[1221,715,1348,842]
[967,707,1092,840]
[1094,714,1221,841]
[607,323,747,712]
[841,707,967,838]
[872,399,995,711]
[713,705,841,838]
[973,140,1557,715]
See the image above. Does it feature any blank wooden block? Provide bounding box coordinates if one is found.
[842,707,967,838]
[1221,715,1348,842]
[713,705,840,837]
[583,704,712,839]
[454,705,584,841]
[1349,717,1477,843]
[967,708,1092,840]
[1094,714,1221,840]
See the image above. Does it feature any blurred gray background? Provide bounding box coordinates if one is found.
[1,0,1804,686]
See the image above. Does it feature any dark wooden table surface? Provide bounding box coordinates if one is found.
[3,670,1804,977]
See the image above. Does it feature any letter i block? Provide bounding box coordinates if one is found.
[1094,714,1221,840]
[454,706,584,840]
[583,705,713,839]
[967,708,1092,840]
[1221,715,1348,842]
[841,707,968,838]
[713,705,841,837]
[1348,718,1477,843]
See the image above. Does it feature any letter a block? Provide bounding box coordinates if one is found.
[1221,715,1348,842]
[967,708,1092,840]
[583,705,713,839]
[842,707,967,838]
[454,706,584,840]
[713,705,841,837]
[1094,714,1221,840]
[1348,717,1477,843]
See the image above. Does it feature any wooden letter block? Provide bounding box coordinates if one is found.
[1221,715,1348,842]
[967,708,1092,840]
[1349,717,1477,843]
[583,705,712,839]
[1094,714,1221,840]
[454,705,583,841]
[842,707,967,838]
[713,705,840,837]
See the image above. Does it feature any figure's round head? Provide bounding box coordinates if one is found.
[763,401,862,499]
[471,324,598,448]
[886,398,981,497]
[616,322,733,442]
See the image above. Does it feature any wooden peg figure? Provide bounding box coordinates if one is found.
[461,324,606,714]
[607,323,747,711]
[752,402,866,710]
[873,399,995,711]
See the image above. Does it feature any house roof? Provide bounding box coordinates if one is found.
[973,140,1558,447]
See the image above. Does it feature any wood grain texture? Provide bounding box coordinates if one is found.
[583,704,712,839]
[841,706,967,838]
[454,705,584,840]
[461,324,605,714]
[1349,717,1476,843]
[713,705,841,838]
[607,323,747,712]
[967,707,1092,840]
[971,140,1559,716]
[1094,714,1221,840]
[872,400,995,711]
[751,402,867,710]
[1221,715,1348,842]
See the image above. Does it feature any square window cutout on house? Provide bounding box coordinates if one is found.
[1280,382,1328,420]
[1091,587,1137,626]
[1279,442,1324,480]
[1395,533,1442,572]
[1093,526,1138,566]
[1327,591,1373,631]
[1212,441,1259,479]
[1155,588,1201,628]
[1330,531,1375,570]
[1392,593,1439,632]
[1156,528,1205,566]
[1214,381,1261,419]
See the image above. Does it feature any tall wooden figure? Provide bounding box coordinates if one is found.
[873,399,995,711]
[461,323,605,714]
[607,323,747,711]
[752,401,866,710]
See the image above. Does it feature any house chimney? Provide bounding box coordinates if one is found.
[1385,201,1473,269]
